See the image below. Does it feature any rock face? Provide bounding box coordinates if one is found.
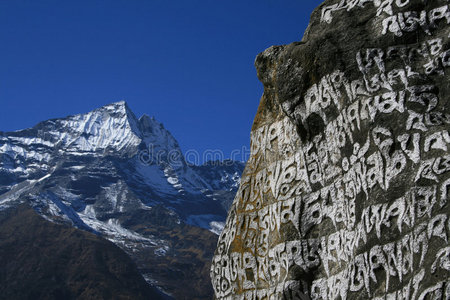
[211,0,450,299]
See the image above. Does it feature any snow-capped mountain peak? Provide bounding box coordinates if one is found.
[58,101,143,154]
[0,101,245,227]
[138,113,181,156]
[0,101,246,298]
[0,100,144,158]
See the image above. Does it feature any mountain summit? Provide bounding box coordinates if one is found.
[0,101,245,298]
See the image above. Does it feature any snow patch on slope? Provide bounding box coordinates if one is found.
[186,214,226,235]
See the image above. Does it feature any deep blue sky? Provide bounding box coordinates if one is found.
[0,0,322,163]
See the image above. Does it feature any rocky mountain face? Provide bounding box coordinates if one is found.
[211,0,450,299]
[0,205,166,300]
[192,160,244,213]
[0,101,245,299]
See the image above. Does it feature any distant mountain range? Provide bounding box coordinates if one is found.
[0,101,245,299]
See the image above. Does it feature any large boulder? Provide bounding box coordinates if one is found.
[211,0,450,298]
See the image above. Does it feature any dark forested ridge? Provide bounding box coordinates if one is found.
[0,205,166,300]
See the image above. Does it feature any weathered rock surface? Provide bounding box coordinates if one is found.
[212,0,450,298]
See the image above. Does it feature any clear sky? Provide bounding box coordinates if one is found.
[0,0,322,163]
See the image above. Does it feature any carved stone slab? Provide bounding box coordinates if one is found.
[211,0,450,299]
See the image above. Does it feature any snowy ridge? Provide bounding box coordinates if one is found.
[0,101,245,234]
[1,101,142,157]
